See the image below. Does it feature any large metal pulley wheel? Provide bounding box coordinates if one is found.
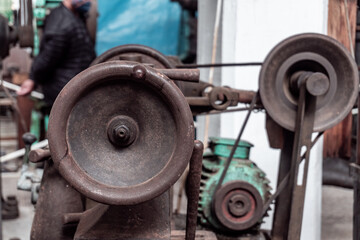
[91,44,174,68]
[48,61,194,205]
[259,33,358,132]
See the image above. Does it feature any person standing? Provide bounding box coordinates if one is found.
[17,0,96,107]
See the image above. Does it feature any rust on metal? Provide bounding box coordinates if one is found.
[48,61,195,205]
[185,140,204,240]
[31,160,84,240]
[29,149,51,163]
[186,85,261,115]
[91,44,174,69]
[213,181,263,231]
[261,33,358,239]
[259,33,358,132]
[73,192,171,240]
[157,68,200,83]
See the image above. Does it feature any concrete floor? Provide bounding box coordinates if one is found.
[321,186,353,240]
[2,172,34,240]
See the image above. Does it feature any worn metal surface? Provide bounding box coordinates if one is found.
[90,44,193,92]
[259,33,358,132]
[271,130,294,240]
[286,81,317,240]
[29,149,51,163]
[73,192,171,240]
[265,34,358,240]
[265,114,284,149]
[263,34,357,239]
[157,68,200,82]
[214,181,264,231]
[271,71,328,239]
[186,86,259,115]
[91,44,174,68]
[31,160,84,240]
[181,80,212,97]
[48,61,195,205]
[185,140,204,240]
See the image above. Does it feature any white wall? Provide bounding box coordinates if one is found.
[199,0,328,239]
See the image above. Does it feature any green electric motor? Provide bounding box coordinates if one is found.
[198,137,271,233]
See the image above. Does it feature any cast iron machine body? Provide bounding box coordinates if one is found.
[30,61,210,240]
[28,32,359,240]
[90,44,261,114]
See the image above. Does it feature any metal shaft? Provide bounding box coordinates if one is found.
[354,96,360,240]
[157,69,200,82]
[185,140,204,240]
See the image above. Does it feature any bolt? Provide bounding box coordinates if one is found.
[306,72,330,96]
[113,125,130,142]
[228,194,250,217]
[107,116,139,148]
[133,65,146,79]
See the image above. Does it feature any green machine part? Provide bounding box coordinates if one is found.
[34,0,62,26]
[33,0,62,55]
[198,137,271,234]
[0,0,13,23]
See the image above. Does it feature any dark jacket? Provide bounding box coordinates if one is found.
[30,3,96,105]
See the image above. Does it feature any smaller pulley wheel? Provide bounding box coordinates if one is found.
[213,181,263,231]
[91,44,174,69]
[48,61,194,206]
[259,33,358,132]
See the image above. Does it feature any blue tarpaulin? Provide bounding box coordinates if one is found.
[96,0,182,56]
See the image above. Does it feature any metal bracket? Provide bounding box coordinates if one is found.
[287,83,317,240]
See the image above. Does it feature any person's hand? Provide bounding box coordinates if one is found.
[17,79,35,96]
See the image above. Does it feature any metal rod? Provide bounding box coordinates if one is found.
[0,79,44,100]
[272,130,294,240]
[0,139,48,163]
[287,84,317,239]
[354,94,360,240]
[157,69,199,82]
[185,140,204,240]
[196,107,253,115]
